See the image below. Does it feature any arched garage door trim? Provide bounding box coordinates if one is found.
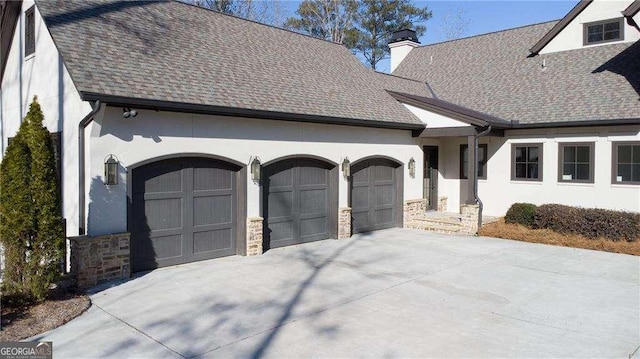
[127,154,247,272]
[349,156,404,234]
[261,155,338,251]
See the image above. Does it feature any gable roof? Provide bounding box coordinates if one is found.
[529,0,592,55]
[1,0,22,83]
[386,91,512,128]
[34,0,424,130]
[392,20,640,126]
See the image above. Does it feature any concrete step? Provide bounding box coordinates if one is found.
[406,216,467,235]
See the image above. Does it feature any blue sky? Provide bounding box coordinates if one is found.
[282,0,579,72]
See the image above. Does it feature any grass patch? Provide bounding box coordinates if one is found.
[480,219,640,256]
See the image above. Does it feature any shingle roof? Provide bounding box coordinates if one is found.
[393,21,640,125]
[35,0,424,128]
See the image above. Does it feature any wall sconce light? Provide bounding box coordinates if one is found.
[408,157,416,178]
[104,154,119,185]
[341,157,350,178]
[122,108,138,118]
[251,157,261,182]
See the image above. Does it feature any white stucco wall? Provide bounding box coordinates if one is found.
[0,0,93,237]
[540,0,640,55]
[85,107,424,236]
[432,125,640,216]
[403,104,471,128]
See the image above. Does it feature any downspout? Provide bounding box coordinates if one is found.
[473,125,492,232]
[78,100,102,235]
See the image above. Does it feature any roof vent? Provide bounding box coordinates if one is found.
[390,29,420,44]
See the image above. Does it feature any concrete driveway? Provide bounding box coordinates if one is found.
[33,229,639,358]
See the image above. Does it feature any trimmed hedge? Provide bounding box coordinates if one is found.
[505,203,538,228]
[533,204,639,242]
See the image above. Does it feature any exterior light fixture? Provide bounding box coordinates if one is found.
[251,157,261,182]
[104,154,119,185]
[408,157,416,178]
[122,108,138,118]
[341,157,350,178]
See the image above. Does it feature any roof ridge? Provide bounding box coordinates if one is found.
[374,71,424,83]
[418,19,559,48]
[173,0,347,48]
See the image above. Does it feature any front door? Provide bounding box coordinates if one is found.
[423,146,439,211]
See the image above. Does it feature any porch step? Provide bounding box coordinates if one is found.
[406,216,466,235]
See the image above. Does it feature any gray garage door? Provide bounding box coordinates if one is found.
[351,158,400,234]
[263,158,335,249]
[131,158,237,272]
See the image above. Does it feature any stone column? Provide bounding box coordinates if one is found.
[246,217,264,256]
[403,199,427,226]
[437,196,448,212]
[460,204,480,235]
[338,207,352,239]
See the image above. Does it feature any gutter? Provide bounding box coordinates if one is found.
[78,100,102,235]
[80,92,425,132]
[473,126,492,232]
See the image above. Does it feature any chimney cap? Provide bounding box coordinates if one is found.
[390,29,420,44]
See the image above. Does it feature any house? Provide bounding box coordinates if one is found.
[388,0,640,220]
[0,0,638,286]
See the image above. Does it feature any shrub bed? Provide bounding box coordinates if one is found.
[534,204,639,241]
[504,203,538,228]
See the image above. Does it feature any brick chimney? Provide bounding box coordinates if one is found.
[388,29,420,73]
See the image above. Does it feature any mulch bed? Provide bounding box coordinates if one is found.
[480,219,640,256]
[0,290,90,341]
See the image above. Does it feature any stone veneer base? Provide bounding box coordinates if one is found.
[246,217,264,256]
[69,232,131,288]
[338,207,352,239]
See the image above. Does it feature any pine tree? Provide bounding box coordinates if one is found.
[0,127,32,296]
[0,97,64,301]
[23,98,65,300]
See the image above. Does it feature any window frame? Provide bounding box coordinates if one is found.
[583,18,624,46]
[612,141,640,185]
[24,6,36,57]
[460,144,488,180]
[511,143,543,182]
[557,142,595,184]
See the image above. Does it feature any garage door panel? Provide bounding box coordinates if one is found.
[193,167,232,190]
[351,186,369,209]
[268,166,294,187]
[300,165,328,185]
[269,221,294,243]
[264,158,335,249]
[300,189,327,215]
[268,191,294,218]
[375,165,394,181]
[375,184,395,206]
[193,229,233,253]
[151,234,183,260]
[193,195,233,226]
[141,168,183,194]
[374,208,394,226]
[144,199,183,230]
[131,157,238,272]
[350,159,399,234]
[300,217,327,238]
[352,166,369,184]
